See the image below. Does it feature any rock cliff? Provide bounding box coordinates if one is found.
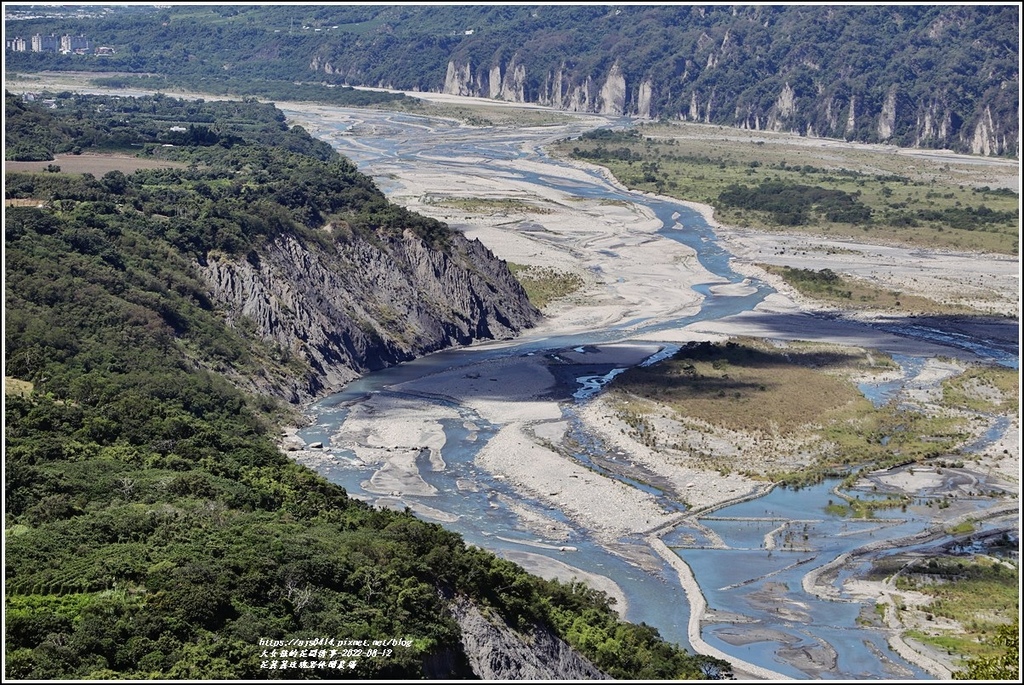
[198,228,539,403]
[426,54,1015,156]
[451,598,610,680]
[308,5,1016,156]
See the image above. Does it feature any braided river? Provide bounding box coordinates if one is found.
[281,103,1018,680]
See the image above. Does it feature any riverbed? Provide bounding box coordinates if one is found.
[279,101,1019,680]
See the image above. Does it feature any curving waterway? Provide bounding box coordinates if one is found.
[281,105,1017,680]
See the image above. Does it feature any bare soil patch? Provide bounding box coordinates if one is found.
[5,153,187,175]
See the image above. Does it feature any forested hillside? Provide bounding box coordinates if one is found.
[5,91,540,399]
[4,93,730,679]
[5,4,1018,156]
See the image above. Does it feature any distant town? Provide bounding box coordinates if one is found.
[5,33,113,55]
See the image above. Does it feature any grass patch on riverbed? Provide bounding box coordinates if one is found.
[399,100,578,128]
[940,365,1019,414]
[552,125,1019,254]
[886,554,1019,664]
[760,265,974,314]
[424,195,554,215]
[604,338,969,486]
[609,338,875,435]
[824,494,911,518]
[508,263,584,309]
[761,401,966,488]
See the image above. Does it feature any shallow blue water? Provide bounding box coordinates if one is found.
[857,354,929,407]
[307,383,698,647]
[683,482,933,678]
[873,321,1019,369]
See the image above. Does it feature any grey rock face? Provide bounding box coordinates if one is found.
[451,598,610,680]
[198,229,539,402]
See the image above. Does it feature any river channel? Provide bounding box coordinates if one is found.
[280,104,1017,680]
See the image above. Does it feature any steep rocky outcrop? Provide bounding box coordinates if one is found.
[636,78,654,120]
[877,87,898,142]
[598,63,626,116]
[198,229,539,403]
[451,599,610,680]
[307,5,1016,156]
[766,82,797,132]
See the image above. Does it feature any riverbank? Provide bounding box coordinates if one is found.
[648,536,792,680]
[799,501,1019,678]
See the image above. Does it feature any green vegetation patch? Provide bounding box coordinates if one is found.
[893,555,1019,664]
[508,263,584,309]
[952,620,1020,680]
[607,338,869,435]
[941,366,1019,414]
[555,128,1018,254]
[425,195,553,215]
[824,494,911,519]
[762,265,972,314]
[719,179,871,226]
[818,409,967,483]
[604,338,968,486]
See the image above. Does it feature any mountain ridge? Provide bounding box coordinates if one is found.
[5,4,1018,156]
[308,4,1019,156]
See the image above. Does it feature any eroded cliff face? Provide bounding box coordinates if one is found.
[444,59,635,117]
[314,35,1015,157]
[198,230,539,403]
[636,78,654,120]
[598,63,627,115]
[451,598,610,680]
[444,57,1020,154]
[877,87,898,142]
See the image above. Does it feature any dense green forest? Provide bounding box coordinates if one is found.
[5,4,1018,155]
[4,93,730,679]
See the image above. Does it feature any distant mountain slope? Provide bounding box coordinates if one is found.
[5,4,1018,155]
[309,4,1019,156]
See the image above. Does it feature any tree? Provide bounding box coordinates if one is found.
[953,621,1020,680]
